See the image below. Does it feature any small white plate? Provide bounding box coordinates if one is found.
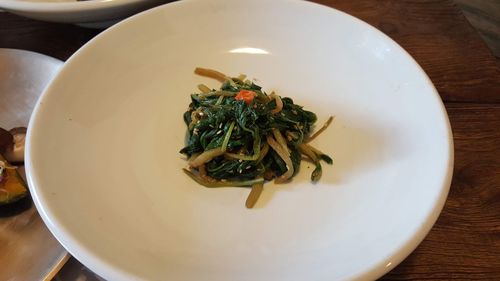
[26,1,453,280]
[0,0,170,28]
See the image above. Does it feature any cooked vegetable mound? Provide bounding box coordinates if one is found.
[180,68,333,208]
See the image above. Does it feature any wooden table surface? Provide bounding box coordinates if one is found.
[1,0,499,280]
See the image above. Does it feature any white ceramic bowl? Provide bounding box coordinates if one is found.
[0,0,171,28]
[26,1,453,280]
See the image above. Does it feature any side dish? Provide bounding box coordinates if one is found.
[180,68,333,208]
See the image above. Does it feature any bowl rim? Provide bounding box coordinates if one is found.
[24,0,455,280]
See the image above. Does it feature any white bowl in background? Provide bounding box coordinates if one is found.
[0,0,172,28]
